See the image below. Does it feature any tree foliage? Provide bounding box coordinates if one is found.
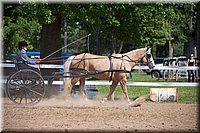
[3,16,41,55]
[3,2,196,58]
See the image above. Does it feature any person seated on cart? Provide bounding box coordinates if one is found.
[16,41,41,71]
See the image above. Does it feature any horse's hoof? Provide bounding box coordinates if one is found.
[103,98,108,101]
[84,97,88,101]
[101,98,107,104]
[101,100,105,104]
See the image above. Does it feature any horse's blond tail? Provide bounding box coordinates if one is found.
[63,55,75,97]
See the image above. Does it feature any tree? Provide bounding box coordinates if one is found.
[3,4,41,58]
[3,2,196,59]
[11,3,63,63]
[196,2,200,59]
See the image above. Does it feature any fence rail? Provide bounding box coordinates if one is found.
[1,79,199,87]
[1,62,200,70]
[1,62,199,87]
[51,81,200,87]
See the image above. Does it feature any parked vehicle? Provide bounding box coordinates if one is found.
[150,63,164,78]
[154,57,165,64]
[175,56,188,78]
[149,56,187,79]
[145,57,164,75]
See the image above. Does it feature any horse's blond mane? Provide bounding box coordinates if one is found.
[123,47,146,55]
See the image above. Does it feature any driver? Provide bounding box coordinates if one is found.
[16,41,41,70]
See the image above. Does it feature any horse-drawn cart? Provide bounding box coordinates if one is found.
[5,47,155,105]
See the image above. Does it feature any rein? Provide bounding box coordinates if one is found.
[40,46,151,70]
[40,56,71,63]
[54,69,133,78]
[41,33,91,61]
[64,55,143,63]
[121,54,142,63]
[39,53,146,64]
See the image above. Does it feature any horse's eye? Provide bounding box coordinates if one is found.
[146,54,151,58]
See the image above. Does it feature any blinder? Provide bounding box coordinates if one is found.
[146,53,151,59]
[143,48,155,69]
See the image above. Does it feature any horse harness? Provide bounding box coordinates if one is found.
[68,49,152,80]
[108,54,134,81]
[108,49,153,81]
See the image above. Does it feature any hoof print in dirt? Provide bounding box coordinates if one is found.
[130,96,146,107]
[129,102,141,107]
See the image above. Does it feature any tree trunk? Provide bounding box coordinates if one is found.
[118,41,123,54]
[95,28,100,55]
[168,32,173,58]
[196,2,200,60]
[40,13,62,64]
[111,35,116,54]
[39,14,62,91]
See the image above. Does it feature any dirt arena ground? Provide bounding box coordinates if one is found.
[2,96,199,133]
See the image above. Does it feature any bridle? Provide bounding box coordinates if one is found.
[141,49,154,67]
[111,48,154,66]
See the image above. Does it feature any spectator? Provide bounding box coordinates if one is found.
[187,54,196,82]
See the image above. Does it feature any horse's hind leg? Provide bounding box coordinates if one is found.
[79,77,86,97]
[63,77,73,98]
[120,79,131,104]
[103,81,118,101]
[63,77,80,98]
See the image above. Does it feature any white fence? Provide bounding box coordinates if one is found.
[1,62,200,70]
[51,81,200,87]
[1,78,199,88]
[1,62,200,87]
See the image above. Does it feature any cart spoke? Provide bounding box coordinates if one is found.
[10,79,24,88]
[25,93,27,104]
[29,81,41,88]
[28,92,38,102]
[9,88,24,97]
[19,94,23,104]
[29,89,43,97]
[12,94,20,101]
[30,83,40,88]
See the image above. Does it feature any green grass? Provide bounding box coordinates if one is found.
[127,71,188,82]
[90,72,199,104]
[97,86,199,103]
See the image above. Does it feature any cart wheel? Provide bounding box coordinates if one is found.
[6,69,46,105]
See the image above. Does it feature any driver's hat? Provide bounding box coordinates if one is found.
[18,41,28,50]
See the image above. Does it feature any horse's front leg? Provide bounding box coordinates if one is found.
[120,78,131,104]
[102,81,118,102]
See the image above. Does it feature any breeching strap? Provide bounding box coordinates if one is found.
[108,55,113,82]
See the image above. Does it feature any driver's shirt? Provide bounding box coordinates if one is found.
[16,50,36,65]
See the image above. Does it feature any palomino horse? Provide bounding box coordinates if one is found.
[63,47,155,104]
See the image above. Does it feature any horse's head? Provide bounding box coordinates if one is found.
[141,47,155,69]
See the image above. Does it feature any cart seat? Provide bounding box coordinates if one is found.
[15,61,39,73]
